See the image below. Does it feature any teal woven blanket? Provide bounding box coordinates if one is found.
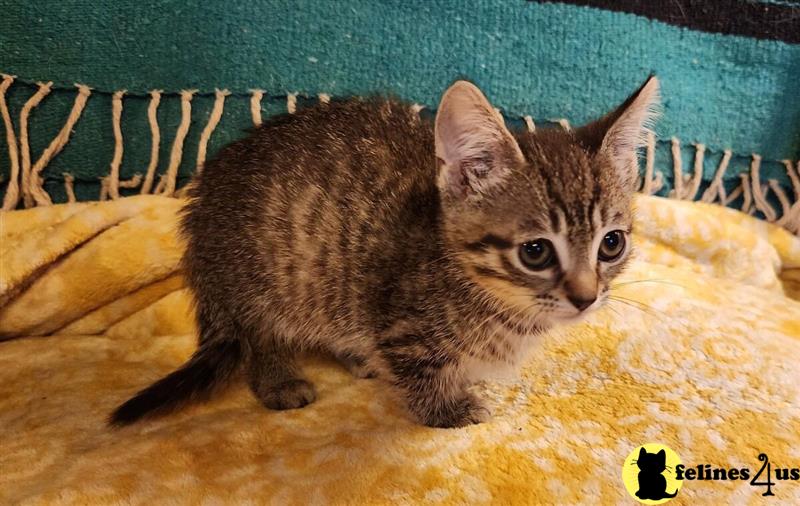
[1,0,798,231]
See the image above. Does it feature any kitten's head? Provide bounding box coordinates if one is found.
[636,447,667,473]
[434,77,660,325]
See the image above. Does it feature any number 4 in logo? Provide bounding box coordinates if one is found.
[751,453,776,497]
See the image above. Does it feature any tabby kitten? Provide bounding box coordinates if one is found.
[111,76,659,428]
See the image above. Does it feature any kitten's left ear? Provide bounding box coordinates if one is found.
[575,76,661,187]
[435,81,524,200]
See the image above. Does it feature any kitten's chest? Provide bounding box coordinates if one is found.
[461,321,538,382]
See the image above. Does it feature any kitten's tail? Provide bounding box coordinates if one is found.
[108,338,242,426]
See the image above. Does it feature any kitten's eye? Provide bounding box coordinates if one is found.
[519,240,556,270]
[598,230,626,262]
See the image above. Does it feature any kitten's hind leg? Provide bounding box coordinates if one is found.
[246,338,316,410]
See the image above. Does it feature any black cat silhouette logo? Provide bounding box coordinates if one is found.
[622,443,683,504]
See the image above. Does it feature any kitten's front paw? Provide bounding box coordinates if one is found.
[257,379,317,410]
[422,394,491,429]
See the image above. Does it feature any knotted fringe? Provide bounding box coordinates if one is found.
[175,89,230,198]
[0,75,20,210]
[63,173,76,203]
[639,132,663,195]
[524,116,536,133]
[700,150,732,203]
[0,78,798,235]
[140,90,162,195]
[26,83,91,207]
[667,137,704,200]
[287,92,298,114]
[250,89,264,126]
[108,90,126,199]
[18,81,53,208]
[636,133,799,234]
[779,160,800,233]
[750,155,777,222]
[196,89,230,175]
[155,89,196,197]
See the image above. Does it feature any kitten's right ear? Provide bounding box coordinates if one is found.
[575,76,661,187]
[435,81,524,200]
[639,447,647,459]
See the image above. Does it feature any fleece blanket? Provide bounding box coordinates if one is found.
[1,194,800,504]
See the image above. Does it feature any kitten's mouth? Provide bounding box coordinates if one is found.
[547,301,603,325]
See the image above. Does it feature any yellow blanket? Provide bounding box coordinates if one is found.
[1,195,799,504]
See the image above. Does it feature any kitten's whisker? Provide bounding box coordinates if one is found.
[610,278,683,289]
[606,296,666,323]
[607,297,647,314]
[607,296,656,315]
[602,303,624,320]
[609,296,662,317]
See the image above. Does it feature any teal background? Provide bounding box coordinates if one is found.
[0,0,798,205]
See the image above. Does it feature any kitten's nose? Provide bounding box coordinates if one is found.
[564,268,598,312]
[567,294,596,312]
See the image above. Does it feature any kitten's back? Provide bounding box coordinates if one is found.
[181,98,443,343]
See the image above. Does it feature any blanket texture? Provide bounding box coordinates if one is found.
[1,194,800,504]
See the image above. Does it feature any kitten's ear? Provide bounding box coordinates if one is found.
[657,449,666,459]
[575,76,660,187]
[435,81,524,199]
[639,447,647,459]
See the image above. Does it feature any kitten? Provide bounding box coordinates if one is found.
[635,448,679,500]
[110,76,659,428]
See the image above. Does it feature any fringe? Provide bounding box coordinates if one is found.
[63,173,76,203]
[0,75,20,210]
[0,78,797,235]
[140,90,163,195]
[249,89,264,126]
[156,90,196,197]
[108,90,127,199]
[18,81,53,208]
[196,89,230,175]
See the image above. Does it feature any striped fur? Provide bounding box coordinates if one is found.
[111,77,659,428]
